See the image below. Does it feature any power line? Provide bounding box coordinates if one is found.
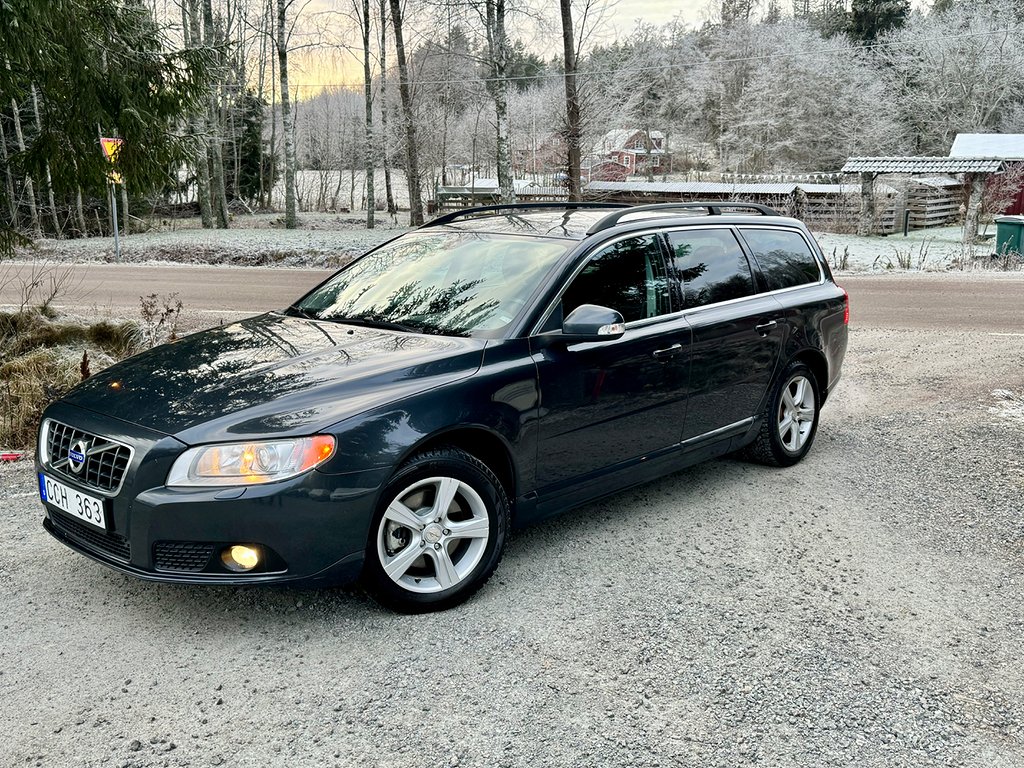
[282,25,1020,91]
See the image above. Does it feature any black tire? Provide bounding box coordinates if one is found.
[744,361,821,467]
[362,446,509,613]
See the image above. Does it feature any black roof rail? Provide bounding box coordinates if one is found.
[586,201,780,235]
[422,201,627,228]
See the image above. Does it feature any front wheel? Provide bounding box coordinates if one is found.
[744,361,820,467]
[363,447,509,613]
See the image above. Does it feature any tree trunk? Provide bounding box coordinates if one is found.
[858,171,875,236]
[9,98,41,237]
[963,174,984,245]
[204,0,230,228]
[30,85,61,236]
[0,116,18,225]
[120,183,129,236]
[559,0,582,201]
[485,0,515,205]
[378,0,396,215]
[75,186,87,235]
[277,0,298,228]
[361,0,375,228]
[267,0,277,210]
[186,0,214,228]
[389,0,423,225]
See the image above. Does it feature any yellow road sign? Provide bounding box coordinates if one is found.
[100,137,124,184]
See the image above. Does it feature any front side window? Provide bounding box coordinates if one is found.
[740,228,822,291]
[666,229,755,309]
[560,235,670,324]
[293,232,569,336]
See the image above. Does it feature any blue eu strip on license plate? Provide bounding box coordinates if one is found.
[39,473,47,501]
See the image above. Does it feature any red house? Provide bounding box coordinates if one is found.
[598,129,672,176]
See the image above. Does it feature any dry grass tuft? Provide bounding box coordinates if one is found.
[0,310,140,449]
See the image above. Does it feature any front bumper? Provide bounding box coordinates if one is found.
[38,402,388,587]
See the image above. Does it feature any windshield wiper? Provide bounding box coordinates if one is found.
[284,306,320,320]
[334,316,420,334]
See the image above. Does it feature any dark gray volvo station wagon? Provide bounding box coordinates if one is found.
[37,202,848,611]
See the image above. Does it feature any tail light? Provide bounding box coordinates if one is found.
[842,288,849,325]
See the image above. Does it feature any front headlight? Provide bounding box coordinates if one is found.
[166,435,336,487]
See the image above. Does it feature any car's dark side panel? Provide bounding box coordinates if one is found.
[680,294,783,441]
[770,283,848,397]
[531,317,692,494]
[323,338,540,489]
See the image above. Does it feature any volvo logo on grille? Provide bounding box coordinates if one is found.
[68,441,88,474]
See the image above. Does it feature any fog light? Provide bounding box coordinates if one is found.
[221,545,261,572]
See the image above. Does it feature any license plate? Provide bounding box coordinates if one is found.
[39,474,107,530]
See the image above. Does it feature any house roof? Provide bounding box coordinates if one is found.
[584,180,897,197]
[950,134,1024,159]
[842,157,1005,174]
[600,129,667,151]
[586,180,798,195]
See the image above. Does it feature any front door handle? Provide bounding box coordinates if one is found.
[653,343,683,360]
[755,320,778,336]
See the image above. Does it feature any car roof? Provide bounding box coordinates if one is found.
[422,204,807,241]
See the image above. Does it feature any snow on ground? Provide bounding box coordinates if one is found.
[11,215,1019,274]
[19,213,409,269]
[813,225,1009,273]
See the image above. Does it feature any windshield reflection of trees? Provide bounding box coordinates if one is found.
[298,232,565,336]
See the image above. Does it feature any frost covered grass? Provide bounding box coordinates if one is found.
[16,213,409,269]
[9,215,1021,274]
[815,226,1020,273]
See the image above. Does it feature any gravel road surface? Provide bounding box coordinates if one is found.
[2,273,1023,767]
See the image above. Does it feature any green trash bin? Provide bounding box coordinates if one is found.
[994,215,1024,259]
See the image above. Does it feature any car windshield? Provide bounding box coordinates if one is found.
[291,231,570,336]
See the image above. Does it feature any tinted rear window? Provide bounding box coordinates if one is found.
[666,229,755,309]
[741,228,821,291]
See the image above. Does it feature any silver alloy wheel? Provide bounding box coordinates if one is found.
[376,476,490,594]
[777,374,816,453]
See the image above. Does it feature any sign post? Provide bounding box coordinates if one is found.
[99,137,124,262]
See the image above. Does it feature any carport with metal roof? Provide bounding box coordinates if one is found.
[841,156,1008,239]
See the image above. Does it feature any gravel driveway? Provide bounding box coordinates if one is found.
[2,292,1023,767]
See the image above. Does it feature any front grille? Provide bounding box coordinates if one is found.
[45,421,132,493]
[154,541,215,572]
[50,512,131,562]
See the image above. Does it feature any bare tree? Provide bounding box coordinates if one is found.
[203,0,230,228]
[184,0,214,228]
[389,0,424,225]
[559,0,581,200]
[378,0,396,215]
[355,0,375,228]
[480,0,514,204]
[277,0,299,228]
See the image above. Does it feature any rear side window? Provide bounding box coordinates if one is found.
[560,235,670,323]
[740,228,822,291]
[665,229,755,309]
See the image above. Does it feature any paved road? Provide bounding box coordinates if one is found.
[2,263,1023,332]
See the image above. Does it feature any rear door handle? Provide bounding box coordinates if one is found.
[653,343,683,360]
[755,320,778,336]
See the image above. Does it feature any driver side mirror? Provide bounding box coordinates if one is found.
[558,304,626,343]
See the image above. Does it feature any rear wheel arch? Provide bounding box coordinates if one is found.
[788,348,829,406]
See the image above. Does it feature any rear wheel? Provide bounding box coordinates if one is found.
[745,361,820,467]
[363,447,509,613]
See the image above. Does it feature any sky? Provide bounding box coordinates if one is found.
[288,0,933,95]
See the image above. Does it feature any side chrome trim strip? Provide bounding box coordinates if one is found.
[680,417,754,448]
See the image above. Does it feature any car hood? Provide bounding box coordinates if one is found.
[62,313,486,443]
